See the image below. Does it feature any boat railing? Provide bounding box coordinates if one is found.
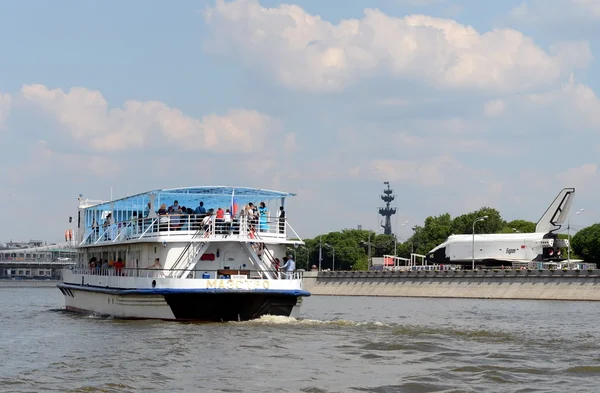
[168,226,209,277]
[67,267,304,280]
[80,214,296,245]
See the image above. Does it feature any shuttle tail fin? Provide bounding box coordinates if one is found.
[535,188,575,234]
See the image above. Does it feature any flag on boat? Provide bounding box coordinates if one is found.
[232,197,239,216]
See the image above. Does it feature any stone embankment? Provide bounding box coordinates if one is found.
[302,269,600,301]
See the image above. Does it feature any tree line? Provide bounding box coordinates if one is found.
[287,207,599,270]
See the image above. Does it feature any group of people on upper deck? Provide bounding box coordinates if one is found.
[151,200,286,234]
[89,199,286,241]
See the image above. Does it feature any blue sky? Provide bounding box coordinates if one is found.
[0,0,598,244]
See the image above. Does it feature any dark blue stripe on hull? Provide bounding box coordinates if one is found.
[164,293,298,321]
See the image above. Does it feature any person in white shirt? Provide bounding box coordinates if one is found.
[281,256,296,279]
[148,258,164,278]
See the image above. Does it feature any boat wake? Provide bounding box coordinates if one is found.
[237,314,392,328]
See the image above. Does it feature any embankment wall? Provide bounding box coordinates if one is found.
[302,270,600,301]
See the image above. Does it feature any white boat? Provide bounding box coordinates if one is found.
[58,186,310,321]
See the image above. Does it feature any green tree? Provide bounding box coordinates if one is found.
[571,224,600,264]
[500,219,536,233]
[410,213,453,255]
[372,233,396,257]
[451,207,505,235]
[298,229,371,271]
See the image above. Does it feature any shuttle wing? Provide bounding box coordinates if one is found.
[535,188,575,234]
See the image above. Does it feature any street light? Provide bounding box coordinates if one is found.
[318,235,322,271]
[363,228,383,270]
[398,236,414,254]
[568,208,584,263]
[472,215,488,271]
[324,243,335,271]
[394,220,409,256]
[298,245,311,269]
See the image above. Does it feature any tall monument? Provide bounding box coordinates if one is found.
[379,181,396,235]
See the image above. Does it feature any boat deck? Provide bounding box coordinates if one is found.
[79,214,299,246]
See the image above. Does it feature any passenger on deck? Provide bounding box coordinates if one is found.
[115,258,124,276]
[168,200,179,213]
[257,243,264,260]
[158,204,168,231]
[202,209,215,233]
[250,203,258,226]
[195,201,206,216]
[274,257,281,272]
[171,207,182,230]
[281,256,296,279]
[148,258,164,278]
[223,209,232,235]
[103,213,113,240]
[92,218,99,239]
[258,202,268,231]
[278,206,285,234]
[216,207,225,233]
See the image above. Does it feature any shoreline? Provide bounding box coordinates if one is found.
[302,270,600,301]
[0,279,60,288]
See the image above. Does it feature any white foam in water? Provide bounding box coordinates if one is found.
[240,315,392,328]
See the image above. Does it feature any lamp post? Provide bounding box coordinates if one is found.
[318,235,322,271]
[367,232,372,269]
[401,237,414,254]
[324,243,335,271]
[394,220,409,256]
[364,228,383,269]
[300,245,310,269]
[568,209,584,263]
[472,216,488,271]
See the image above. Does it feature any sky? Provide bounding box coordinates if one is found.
[0,0,599,244]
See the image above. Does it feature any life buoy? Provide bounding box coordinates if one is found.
[65,230,69,242]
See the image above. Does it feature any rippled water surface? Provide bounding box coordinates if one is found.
[1,283,600,392]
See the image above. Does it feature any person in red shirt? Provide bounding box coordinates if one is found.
[114,258,125,276]
[216,208,225,233]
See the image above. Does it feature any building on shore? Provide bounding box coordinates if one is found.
[0,242,77,280]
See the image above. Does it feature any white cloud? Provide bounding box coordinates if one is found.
[368,155,462,187]
[573,0,600,17]
[511,0,600,23]
[0,92,12,129]
[21,84,277,153]
[521,78,600,130]
[484,100,505,117]
[398,0,447,5]
[30,140,121,177]
[204,0,588,93]
[283,132,297,152]
[556,163,597,192]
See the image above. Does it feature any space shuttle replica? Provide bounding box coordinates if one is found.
[426,188,575,267]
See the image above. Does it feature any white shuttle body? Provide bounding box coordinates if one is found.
[426,188,575,266]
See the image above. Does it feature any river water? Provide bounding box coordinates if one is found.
[1,283,599,393]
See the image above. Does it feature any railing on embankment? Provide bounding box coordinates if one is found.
[301,269,600,301]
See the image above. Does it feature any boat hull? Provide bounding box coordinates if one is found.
[58,283,305,322]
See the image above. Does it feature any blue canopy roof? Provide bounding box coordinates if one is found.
[85,186,294,213]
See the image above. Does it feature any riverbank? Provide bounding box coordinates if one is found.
[0,279,59,288]
[302,269,600,301]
